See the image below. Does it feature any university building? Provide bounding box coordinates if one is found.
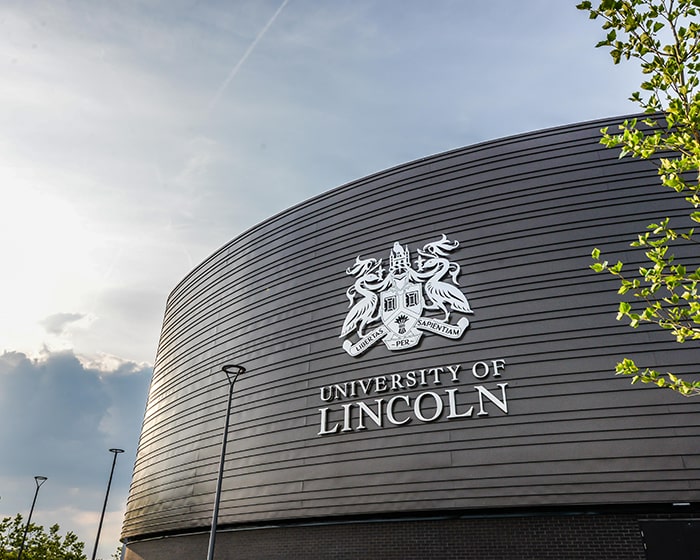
[120,116,700,560]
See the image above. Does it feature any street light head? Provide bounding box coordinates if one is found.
[34,476,47,486]
[109,448,125,454]
[222,364,246,375]
[221,364,246,384]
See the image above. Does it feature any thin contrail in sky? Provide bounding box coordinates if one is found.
[207,0,290,113]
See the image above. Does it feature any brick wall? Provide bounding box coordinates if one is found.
[124,512,648,560]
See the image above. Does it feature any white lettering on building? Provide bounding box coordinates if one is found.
[317,358,510,436]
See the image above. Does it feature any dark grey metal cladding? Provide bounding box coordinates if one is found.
[122,115,700,540]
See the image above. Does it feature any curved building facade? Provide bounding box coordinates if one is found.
[122,116,700,560]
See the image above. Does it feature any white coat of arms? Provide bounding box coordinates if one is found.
[340,234,472,356]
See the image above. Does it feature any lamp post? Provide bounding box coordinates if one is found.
[91,448,125,560]
[17,475,47,560]
[206,364,246,560]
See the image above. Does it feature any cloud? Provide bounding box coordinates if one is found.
[0,349,151,557]
[0,349,150,478]
[40,313,86,335]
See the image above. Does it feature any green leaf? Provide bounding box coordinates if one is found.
[617,301,632,320]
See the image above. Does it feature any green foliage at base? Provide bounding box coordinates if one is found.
[0,515,86,560]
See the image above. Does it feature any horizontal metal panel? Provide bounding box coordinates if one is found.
[122,114,700,540]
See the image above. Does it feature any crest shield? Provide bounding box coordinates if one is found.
[380,278,424,350]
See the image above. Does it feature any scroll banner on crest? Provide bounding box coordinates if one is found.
[342,326,388,357]
[417,317,470,339]
[342,317,470,357]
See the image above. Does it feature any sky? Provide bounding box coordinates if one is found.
[0,1,644,558]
